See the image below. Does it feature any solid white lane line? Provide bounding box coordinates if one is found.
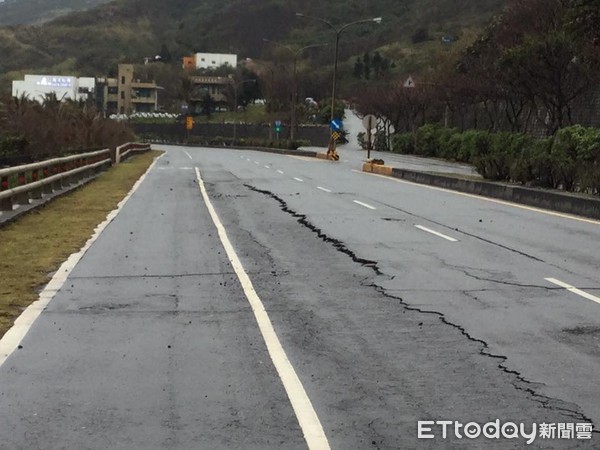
[353,200,376,210]
[545,278,600,305]
[317,187,332,193]
[277,170,285,175]
[264,165,270,169]
[195,167,330,450]
[354,170,600,226]
[294,177,304,182]
[415,225,458,242]
[183,150,193,160]
[0,154,165,367]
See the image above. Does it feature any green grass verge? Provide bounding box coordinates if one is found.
[0,150,163,338]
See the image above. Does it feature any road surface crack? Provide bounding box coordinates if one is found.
[246,184,598,430]
[245,185,382,275]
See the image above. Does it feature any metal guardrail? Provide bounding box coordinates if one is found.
[0,143,152,216]
[0,149,111,213]
[116,142,151,164]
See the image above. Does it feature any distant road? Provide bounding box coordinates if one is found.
[0,145,597,448]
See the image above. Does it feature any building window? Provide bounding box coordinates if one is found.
[108,87,118,94]
[121,91,125,99]
[121,76,125,84]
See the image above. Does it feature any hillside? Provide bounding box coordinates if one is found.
[0,0,112,26]
[0,0,505,94]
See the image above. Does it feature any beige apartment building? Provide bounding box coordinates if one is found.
[97,64,158,116]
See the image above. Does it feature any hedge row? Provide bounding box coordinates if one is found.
[391,125,600,194]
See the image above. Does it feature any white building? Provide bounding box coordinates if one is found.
[187,53,237,70]
[12,75,96,102]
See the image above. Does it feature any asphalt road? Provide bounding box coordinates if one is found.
[0,145,598,449]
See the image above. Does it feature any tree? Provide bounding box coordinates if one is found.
[363,52,371,80]
[159,44,172,63]
[412,27,429,44]
[353,57,364,79]
[200,93,216,118]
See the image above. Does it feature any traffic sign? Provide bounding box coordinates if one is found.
[331,131,341,141]
[274,120,282,133]
[330,119,343,131]
[362,114,377,131]
[404,75,415,88]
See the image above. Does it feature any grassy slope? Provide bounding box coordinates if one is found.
[0,0,505,94]
[0,0,112,26]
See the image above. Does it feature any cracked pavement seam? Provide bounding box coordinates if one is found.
[244,184,599,433]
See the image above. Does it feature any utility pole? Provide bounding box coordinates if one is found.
[296,13,382,159]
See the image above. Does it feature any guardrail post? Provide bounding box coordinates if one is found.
[0,175,12,212]
[30,169,43,199]
[52,166,63,191]
[42,168,53,194]
[64,163,75,186]
[14,172,30,206]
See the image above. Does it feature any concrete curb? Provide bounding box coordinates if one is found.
[362,163,600,220]
[316,152,337,160]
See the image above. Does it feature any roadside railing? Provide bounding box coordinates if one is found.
[0,143,152,216]
[0,149,111,213]
[116,142,151,164]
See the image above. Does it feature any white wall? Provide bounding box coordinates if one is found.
[195,53,237,70]
[11,75,95,102]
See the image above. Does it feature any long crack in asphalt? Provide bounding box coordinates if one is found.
[245,184,598,431]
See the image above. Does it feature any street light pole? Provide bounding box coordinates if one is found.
[296,13,382,158]
[262,39,327,141]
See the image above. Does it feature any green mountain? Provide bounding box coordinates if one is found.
[0,0,112,26]
[0,0,505,93]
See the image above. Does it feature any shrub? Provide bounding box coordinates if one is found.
[529,138,556,187]
[374,130,390,151]
[357,132,368,150]
[414,124,442,157]
[0,135,29,158]
[392,133,415,154]
[396,124,599,194]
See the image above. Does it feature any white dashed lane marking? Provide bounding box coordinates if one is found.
[353,200,376,210]
[415,225,458,242]
[545,278,600,305]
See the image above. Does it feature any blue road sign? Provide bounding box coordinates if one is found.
[330,119,343,131]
